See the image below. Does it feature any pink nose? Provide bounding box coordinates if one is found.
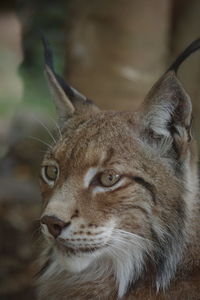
[41,215,71,238]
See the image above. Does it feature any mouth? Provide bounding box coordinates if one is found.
[55,238,107,255]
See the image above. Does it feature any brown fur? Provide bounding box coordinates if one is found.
[37,41,200,299]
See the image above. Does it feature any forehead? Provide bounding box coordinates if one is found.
[45,111,139,169]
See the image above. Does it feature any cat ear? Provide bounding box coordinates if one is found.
[139,71,192,159]
[138,39,200,160]
[41,35,98,125]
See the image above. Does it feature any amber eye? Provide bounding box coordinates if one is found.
[41,164,59,186]
[100,170,121,187]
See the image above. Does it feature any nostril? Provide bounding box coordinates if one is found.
[49,223,62,238]
[53,224,62,231]
[41,215,70,239]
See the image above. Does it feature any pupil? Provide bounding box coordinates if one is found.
[109,174,113,181]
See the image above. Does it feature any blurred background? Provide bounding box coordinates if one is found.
[1,0,200,299]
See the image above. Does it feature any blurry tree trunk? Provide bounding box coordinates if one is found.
[65,0,171,110]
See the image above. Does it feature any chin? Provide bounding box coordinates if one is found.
[54,242,105,274]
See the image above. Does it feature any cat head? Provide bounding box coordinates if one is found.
[39,36,200,298]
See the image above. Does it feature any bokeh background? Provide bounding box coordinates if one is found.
[1,0,200,299]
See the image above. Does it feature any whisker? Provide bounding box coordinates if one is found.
[48,115,63,141]
[110,229,155,261]
[114,229,154,244]
[29,135,53,149]
[110,237,145,252]
[33,116,57,144]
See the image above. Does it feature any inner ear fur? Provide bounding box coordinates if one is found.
[139,71,192,159]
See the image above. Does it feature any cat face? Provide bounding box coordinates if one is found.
[40,112,155,267]
[38,36,199,297]
[40,108,187,290]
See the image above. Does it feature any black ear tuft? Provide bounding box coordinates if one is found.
[40,33,98,124]
[40,32,54,71]
[167,38,200,74]
[40,32,75,101]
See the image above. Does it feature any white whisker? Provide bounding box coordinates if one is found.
[29,135,53,149]
[33,116,57,144]
[48,115,63,141]
[114,229,153,244]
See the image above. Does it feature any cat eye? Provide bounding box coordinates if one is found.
[41,164,59,186]
[99,170,121,187]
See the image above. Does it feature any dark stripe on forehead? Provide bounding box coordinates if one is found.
[133,176,157,205]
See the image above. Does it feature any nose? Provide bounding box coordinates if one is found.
[41,215,71,238]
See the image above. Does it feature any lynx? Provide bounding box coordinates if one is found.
[37,37,200,300]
